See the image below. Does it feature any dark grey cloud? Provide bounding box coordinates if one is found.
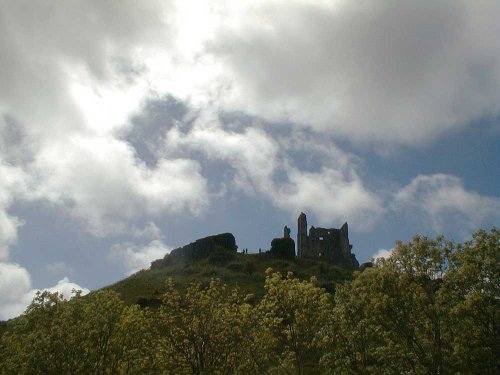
[124,96,189,166]
[205,1,500,143]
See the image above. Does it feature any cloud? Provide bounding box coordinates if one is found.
[42,277,90,300]
[131,221,165,240]
[372,248,394,260]
[0,0,497,247]
[274,167,382,226]
[109,240,170,275]
[31,135,209,235]
[164,112,382,227]
[0,262,88,320]
[165,110,279,195]
[0,161,28,260]
[393,174,500,233]
[13,0,492,147]
[0,210,22,261]
[203,1,500,143]
[0,262,31,319]
[0,1,172,150]
[0,1,209,238]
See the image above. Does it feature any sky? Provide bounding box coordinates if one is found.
[1,0,499,319]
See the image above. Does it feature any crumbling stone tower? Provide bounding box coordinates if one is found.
[297,212,308,258]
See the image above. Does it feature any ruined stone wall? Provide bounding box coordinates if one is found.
[296,213,357,266]
[307,227,344,259]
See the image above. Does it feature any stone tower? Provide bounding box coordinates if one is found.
[284,226,291,238]
[297,212,308,258]
[339,222,351,257]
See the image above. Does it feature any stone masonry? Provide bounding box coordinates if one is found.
[297,212,358,266]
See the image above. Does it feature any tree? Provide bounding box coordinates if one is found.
[253,269,331,374]
[2,229,497,374]
[155,278,255,374]
[0,291,66,374]
[324,230,500,374]
[325,264,427,374]
[0,290,156,374]
[442,228,500,373]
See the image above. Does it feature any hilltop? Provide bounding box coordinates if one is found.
[105,230,360,306]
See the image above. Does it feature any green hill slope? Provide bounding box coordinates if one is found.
[105,233,357,305]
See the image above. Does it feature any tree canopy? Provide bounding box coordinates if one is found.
[1,228,498,374]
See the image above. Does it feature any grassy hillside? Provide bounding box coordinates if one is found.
[105,251,355,305]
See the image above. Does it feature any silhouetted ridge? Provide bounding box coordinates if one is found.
[151,233,236,268]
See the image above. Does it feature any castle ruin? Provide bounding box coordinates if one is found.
[297,212,358,266]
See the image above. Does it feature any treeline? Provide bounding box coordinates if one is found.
[1,229,498,374]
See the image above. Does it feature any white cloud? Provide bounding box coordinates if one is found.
[393,174,500,232]
[274,167,382,227]
[0,1,171,143]
[164,113,382,227]
[0,262,88,320]
[102,0,500,145]
[165,111,279,195]
[372,248,393,260]
[42,277,90,300]
[29,135,208,236]
[109,239,170,275]
[0,262,31,319]
[0,210,22,261]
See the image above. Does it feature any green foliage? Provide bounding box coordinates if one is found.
[106,252,353,305]
[323,229,500,375]
[0,290,159,374]
[443,229,500,372]
[1,229,498,374]
[251,269,331,374]
[154,278,254,374]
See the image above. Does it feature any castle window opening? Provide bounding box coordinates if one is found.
[319,236,324,241]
